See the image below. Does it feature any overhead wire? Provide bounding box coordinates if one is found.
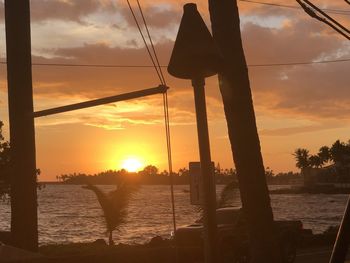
[1,58,349,69]
[125,0,176,235]
[239,0,350,15]
[136,0,166,85]
[133,0,176,232]
[299,0,350,33]
[162,91,177,233]
[125,0,164,85]
[296,0,350,40]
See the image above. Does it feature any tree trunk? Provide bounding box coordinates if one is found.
[208,0,280,262]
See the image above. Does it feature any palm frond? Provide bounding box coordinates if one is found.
[83,183,137,241]
[196,181,238,217]
[217,181,238,208]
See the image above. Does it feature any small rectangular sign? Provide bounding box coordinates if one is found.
[189,162,215,205]
[189,162,202,205]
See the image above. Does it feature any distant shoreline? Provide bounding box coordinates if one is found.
[39,182,350,194]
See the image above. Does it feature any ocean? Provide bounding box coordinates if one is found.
[0,184,348,245]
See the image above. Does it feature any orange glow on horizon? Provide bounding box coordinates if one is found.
[121,157,144,172]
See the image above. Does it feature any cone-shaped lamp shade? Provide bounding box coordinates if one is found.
[168,3,222,80]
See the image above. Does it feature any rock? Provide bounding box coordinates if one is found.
[92,239,107,245]
[0,243,44,262]
[149,236,164,247]
[0,232,12,245]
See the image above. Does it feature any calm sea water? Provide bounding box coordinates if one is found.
[0,185,348,245]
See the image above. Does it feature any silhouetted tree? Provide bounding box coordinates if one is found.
[265,167,274,179]
[83,183,136,245]
[208,0,279,262]
[140,165,158,176]
[0,121,11,198]
[178,167,189,176]
[318,146,331,165]
[330,140,349,166]
[309,155,323,168]
[215,162,222,175]
[0,121,40,200]
[293,148,311,169]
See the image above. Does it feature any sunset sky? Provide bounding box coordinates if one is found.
[0,0,349,181]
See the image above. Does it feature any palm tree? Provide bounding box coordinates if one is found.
[318,146,331,165]
[83,183,136,245]
[330,140,347,165]
[208,1,278,261]
[309,155,323,168]
[293,148,310,169]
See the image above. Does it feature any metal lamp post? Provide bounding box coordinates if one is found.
[167,3,222,263]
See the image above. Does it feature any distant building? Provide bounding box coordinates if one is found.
[303,164,350,188]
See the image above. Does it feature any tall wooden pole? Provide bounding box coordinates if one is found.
[167,4,220,262]
[330,196,350,263]
[4,0,38,251]
[192,78,217,263]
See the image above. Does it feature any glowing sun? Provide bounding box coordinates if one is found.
[121,158,143,172]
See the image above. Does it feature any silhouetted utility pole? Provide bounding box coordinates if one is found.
[168,4,221,263]
[208,0,280,262]
[4,0,38,251]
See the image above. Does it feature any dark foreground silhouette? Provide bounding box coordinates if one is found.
[1,229,340,263]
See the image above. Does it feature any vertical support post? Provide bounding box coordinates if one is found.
[192,78,217,263]
[330,195,350,263]
[4,0,38,251]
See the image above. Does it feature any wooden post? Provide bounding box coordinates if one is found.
[330,195,350,263]
[167,4,221,262]
[4,0,38,251]
[192,78,217,263]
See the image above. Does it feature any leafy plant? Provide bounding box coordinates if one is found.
[0,121,41,201]
[217,181,238,208]
[83,183,136,245]
[0,121,11,200]
[196,180,239,218]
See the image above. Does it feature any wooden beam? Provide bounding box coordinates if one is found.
[34,85,168,118]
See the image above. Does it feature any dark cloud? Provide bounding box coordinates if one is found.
[0,0,118,23]
[1,1,349,125]
[241,17,350,120]
[120,5,181,29]
[0,0,181,29]
[26,41,176,99]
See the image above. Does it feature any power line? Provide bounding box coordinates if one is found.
[1,58,349,69]
[125,0,164,84]
[248,58,350,67]
[136,0,167,85]
[239,0,350,15]
[296,0,350,40]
